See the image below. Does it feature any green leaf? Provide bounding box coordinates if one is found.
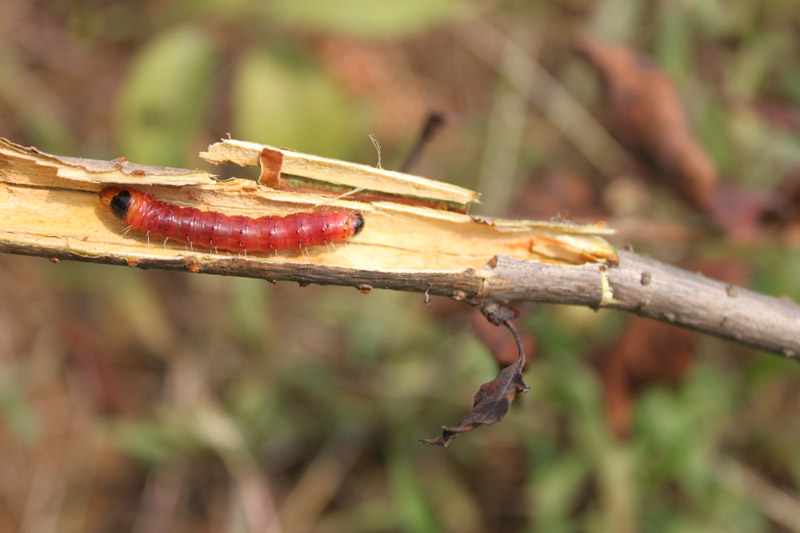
[232,46,366,159]
[266,0,463,38]
[115,26,218,166]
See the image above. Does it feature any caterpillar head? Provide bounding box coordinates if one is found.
[100,187,133,220]
[352,212,365,236]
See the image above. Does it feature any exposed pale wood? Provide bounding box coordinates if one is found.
[0,138,618,274]
[200,138,480,208]
[0,137,211,187]
[1,138,798,359]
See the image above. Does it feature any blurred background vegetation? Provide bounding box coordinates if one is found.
[1,1,799,532]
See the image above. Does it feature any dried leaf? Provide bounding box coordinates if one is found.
[710,167,800,245]
[760,167,800,244]
[708,183,773,242]
[421,315,530,448]
[753,100,800,134]
[576,37,718,210]
[593,317,696,439]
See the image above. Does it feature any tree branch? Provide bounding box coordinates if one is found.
[1,139,797,359]
[485,254,800,359]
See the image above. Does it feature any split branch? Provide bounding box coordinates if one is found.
[0,138,798,359]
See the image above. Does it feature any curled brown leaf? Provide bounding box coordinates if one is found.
[421,316,530,448]
[593,317,696,440]
[576,36,718,210]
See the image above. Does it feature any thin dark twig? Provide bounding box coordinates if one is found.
[399,112,449,173]
[503,319,527,369]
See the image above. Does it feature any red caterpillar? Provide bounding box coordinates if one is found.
[100,187,364,253]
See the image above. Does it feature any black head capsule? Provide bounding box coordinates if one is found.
[109,190,132,219]
[352,212,364,236]
[100,187,133,220]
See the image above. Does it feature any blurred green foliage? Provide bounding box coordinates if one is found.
[232,45,368,158]
[263,0,464,38]
[115,26,219,166]
[0,0,799,532]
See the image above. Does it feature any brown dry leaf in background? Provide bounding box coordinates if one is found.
[707,165,800,244]
[753,100,800,134]
[593,317,696,439]
[760,167,800,244]
[576,37,718,210]
[707,183,774,242]
[708,162,800,244]
[594,259,751,439]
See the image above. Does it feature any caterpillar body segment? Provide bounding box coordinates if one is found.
[100,187,364,253]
